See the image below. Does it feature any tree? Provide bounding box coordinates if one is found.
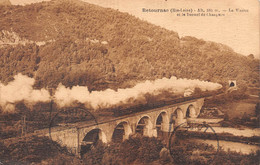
[247,54,254,59]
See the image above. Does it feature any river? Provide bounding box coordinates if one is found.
[192,138,260,154]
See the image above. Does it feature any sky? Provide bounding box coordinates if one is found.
[10,0,260,58]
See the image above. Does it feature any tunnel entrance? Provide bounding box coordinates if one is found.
[80,129,102,157]
[230,82,235,87]
[112,122,131,143]
[136,116,152,137]
[228,80,237,88]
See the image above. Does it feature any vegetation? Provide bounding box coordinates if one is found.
[82,136,164,165]
[212,150,260,165]
[0,0,258,91]
[0,0,11,6]
[1,135,259,165]
[205,88,249,107]
[203,87,259,128]
[170,140,260,165]
[0,102,101,139]
[0,102,52,139]
[230,113,259,128]
[0,136,82,165]
[0,1,259,164]
[77,136,260,165]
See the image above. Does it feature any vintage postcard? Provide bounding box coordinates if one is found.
[0,0,259,164]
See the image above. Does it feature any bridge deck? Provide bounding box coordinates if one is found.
[3,97,204,142]
[64,97,203,129]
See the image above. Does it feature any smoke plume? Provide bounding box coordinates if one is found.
[0,73,51,112]
[54,76,222,110]
[0,74,222,112]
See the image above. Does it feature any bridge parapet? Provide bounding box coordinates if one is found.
[46,98,204,156]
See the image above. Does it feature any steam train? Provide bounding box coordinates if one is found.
[111,89,224,117]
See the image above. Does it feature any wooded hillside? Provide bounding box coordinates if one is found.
[0,0,258,91]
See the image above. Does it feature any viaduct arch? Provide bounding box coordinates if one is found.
[112,121,132,143]
[46,98,204,156]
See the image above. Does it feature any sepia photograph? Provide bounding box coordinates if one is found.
[0,0,259,164]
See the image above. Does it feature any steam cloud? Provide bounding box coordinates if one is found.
[0,74,51,112]
[54,76,222,109]
[0,74,222,112]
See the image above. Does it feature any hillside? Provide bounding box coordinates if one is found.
[0,0,259,91]
[0,0,11,6]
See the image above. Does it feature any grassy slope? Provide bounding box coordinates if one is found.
[0,0,259,91]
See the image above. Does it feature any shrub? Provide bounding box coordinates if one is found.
[82,141,106,165]
[81,136,164,165]
[0,136,74,164]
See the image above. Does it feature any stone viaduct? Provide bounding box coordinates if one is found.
[46,98,204,156]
